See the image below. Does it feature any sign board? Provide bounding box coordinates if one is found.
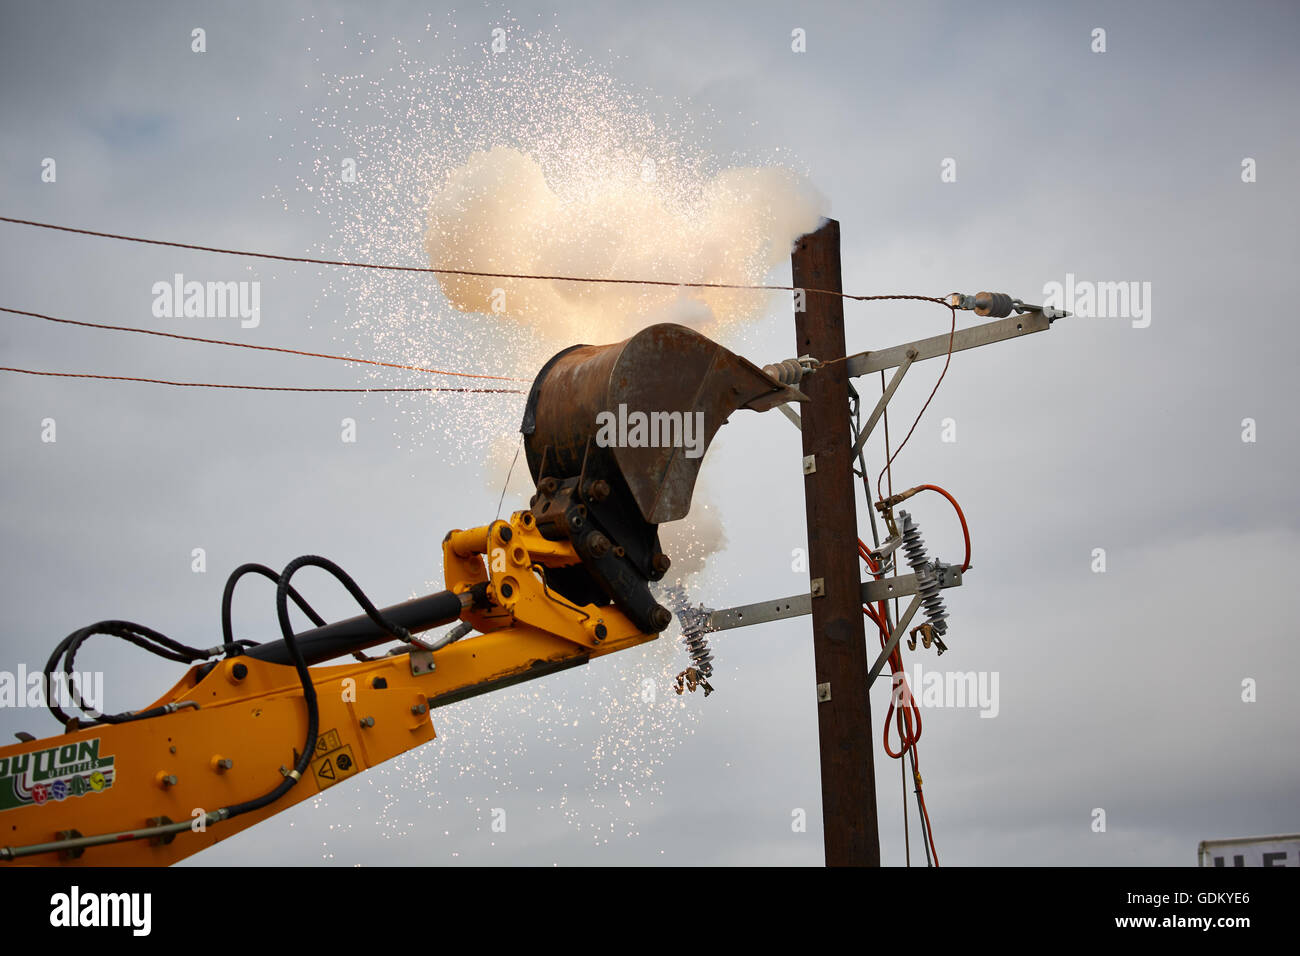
[1198,834,1300,867]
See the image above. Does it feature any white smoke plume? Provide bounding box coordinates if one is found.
[425,146,826,345]
[428,145,824,584]
[277,24,813,845]
[295,28,823,582]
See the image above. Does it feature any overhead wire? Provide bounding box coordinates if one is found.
[875,298,959,500]
[0,216,958,397]
[855,292,961,866]
[851,390,909,865]
[882,375,941,866]
[4,214,971,861]
[0,366,520,393]
[0,306,527,382]
[0,215,956,307]
[853,361,945,866]
[858,540,936,865]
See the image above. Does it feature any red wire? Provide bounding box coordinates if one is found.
[858,540,920,758]
[859,538,939,865]
[916,783,940,866]
[875,300,958,500]
[913,484,971,571]
[1,305,528,382]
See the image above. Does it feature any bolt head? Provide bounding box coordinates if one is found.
[650,606,673,632]
[586,531,611,557]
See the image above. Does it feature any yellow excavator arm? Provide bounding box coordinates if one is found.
[0,512,655,865]
[0,323,800,865]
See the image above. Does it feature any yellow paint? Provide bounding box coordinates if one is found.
[0,510,657,865]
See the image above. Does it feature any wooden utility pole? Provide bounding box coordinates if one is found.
[792,219,881,866]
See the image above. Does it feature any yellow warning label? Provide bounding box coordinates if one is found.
[310,729,357,791]
[314,728,342,756]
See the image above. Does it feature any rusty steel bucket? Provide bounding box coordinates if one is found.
[521,323,802,525]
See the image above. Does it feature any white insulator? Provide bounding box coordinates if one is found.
[762,358,805,386]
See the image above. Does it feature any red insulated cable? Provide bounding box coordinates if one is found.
[913,484,971,571]
[858,540,921,758]
[915,782,940,866]
[859,539,939,864]
[1,305,528,382]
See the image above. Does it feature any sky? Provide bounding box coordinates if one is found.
[1,0,1297,867]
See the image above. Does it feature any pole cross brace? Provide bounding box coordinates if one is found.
[700,565,963,635]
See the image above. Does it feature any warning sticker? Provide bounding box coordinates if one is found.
[314,729,342,756]
[310,729,357,791]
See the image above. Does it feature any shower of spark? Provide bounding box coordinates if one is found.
[267,12,821,857]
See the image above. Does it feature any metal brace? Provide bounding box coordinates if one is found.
[409,647,435,676]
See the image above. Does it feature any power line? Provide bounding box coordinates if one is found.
[875,300,958,499]
[0,215,950,307]
[0,215,958,412]
[0,366,522,393]
[0,306,527,382]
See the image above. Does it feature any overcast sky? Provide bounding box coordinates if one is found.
[1,0,1297,866]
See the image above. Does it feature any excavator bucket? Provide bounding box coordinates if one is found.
[523,323,802,523]
[520,322,803,633]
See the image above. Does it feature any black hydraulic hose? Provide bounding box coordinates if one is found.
[15,553,417,860]
[241,590,465,667]
[43,621,211,727]
[220,562,329,651]
[220,555,410,820]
